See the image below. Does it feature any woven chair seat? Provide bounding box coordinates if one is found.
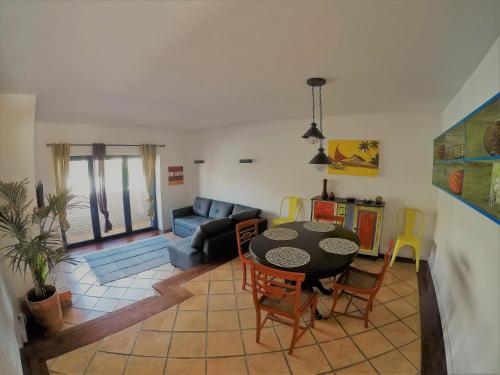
[261,289,316,314]
[337,267,378,290]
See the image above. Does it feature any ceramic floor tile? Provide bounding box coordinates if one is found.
[236,293,255,309]
[320,337,365,370]
[206,356,248,375]
[402,313,421,335]
[130,278,152,289]
[375,286,400,304]
[207,331,244,357]
[73,295,99,310]
[174,310,207,331]
[242,327,281,354]
[209,280,235,294]
[246,352,291,375]
[285,344,331,375]
[400,339,421,370]
[135,270,157,279]
[183,281,209,295]
[86,285,108,297]
[367,304,399,327]
[122,288,146,301]
[370,349,418,374]
[351,329,394,358]
[102,286,127,299]
[208,294,237,310]
[379,321,419,347]
[100,329,139,354]
[336,313,375,336]
[85,352,129,375]
[70,283,92,295]
[93,297,119,312]
[388,281,417,297]
[165,358,206,375]
[169,332,206,358]
[404,292,420,309]
[207,310,240,331]
[178,295,208,310]
[310,317,347,343]
[62,308,90,324]
[274,324,316,349]
[336,361,377,374]
[142,310,176,331]
[209,268,234,281]
[124,356,165,375]
[132,331,171,357]
[384,298,418,319]
[49,349,94,375]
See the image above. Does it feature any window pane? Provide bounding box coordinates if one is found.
[128,158,153,230]
[101,158,126,237]
[65,160,93,244]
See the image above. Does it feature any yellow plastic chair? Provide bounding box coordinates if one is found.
[272,197,302,227]
[390,208,424,272]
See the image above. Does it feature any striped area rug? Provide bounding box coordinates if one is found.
[83,236,170,284]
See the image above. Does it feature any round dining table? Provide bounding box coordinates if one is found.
[249,221,360,295]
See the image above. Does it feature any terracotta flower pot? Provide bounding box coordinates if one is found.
[25,285,64,334]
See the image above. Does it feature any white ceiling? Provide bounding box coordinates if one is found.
[1,1,499,130]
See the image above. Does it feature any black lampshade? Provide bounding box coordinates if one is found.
[309,147,332,165]
[301,122,325,144]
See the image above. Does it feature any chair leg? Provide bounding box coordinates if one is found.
[255,307,262,343]
[329,289,340,317]
[389,240,403,268]
[288,318,300,355]
[414,242,421,272]
[241,262,247,290]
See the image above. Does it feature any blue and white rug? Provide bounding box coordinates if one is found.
[83,236,170,285]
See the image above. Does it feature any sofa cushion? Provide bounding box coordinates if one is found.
[230,209,260,223]
[175,215,211,231]
[208,200,235,219]
[190,226,205,249]
[233,204,261,217]
[193,197,212,217]
[190,217,234,248]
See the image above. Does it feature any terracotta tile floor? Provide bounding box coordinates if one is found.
[50,239,421,374]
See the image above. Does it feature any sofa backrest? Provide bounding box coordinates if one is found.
[193,197,212,217]
[232,204,262,217]
[208,200,235,219]
[191,217,234,249]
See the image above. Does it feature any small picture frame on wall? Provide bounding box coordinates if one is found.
[168,166,184,185]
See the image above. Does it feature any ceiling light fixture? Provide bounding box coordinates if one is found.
[304,78,331,171]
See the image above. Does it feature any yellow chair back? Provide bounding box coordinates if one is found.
[398,208,424,239]
[281,196,302,221]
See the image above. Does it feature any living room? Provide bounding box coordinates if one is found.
[1,2,499,375]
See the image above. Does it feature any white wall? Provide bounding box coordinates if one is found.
[35,122,192,231]
[188,113,439,258]
[0,93,38,375]
[432,37,500,374]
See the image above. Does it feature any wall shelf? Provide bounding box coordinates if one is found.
[432,92,500,224]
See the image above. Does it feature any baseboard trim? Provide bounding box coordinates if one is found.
[20,262,222,375]
[418,260,447,375]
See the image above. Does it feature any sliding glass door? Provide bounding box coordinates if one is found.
[65,155,157,246]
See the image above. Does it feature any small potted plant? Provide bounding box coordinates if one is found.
[0,179,83,334]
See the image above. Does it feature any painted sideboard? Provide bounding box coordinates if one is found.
[310,196,385,257]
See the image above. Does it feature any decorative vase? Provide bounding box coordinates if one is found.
[483,120,500,156]
[448,170,464,194]
[321,179,328,200]
[25,285,64,334]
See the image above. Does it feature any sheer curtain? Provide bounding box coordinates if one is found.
[51,143,70,230]
[92,143,113,232]
[140,144,157,219]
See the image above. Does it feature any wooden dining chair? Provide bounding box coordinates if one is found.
[332,215,345,226]
[249,262,319,354]
[235,218,260,290]
[329,239,394,327]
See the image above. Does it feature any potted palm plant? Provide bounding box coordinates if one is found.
[0,179,83,334]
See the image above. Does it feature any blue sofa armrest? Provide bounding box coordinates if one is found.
[170,205,193,233]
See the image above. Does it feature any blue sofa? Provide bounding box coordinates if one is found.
[168,197,267,269]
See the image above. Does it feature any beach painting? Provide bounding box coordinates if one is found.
[327,139,380,176]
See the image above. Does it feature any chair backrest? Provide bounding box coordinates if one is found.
[249,261,305,316]
[235,218,259,260]
[332,215,345,226]
[398,208,424,238]
[280,196,302,220]
[374,239,395,291]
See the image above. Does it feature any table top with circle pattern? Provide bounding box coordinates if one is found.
[250,221,360,280]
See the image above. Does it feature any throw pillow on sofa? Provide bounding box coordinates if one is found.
[193,197,212,217]
[208,200,235,219]
[191,217,234,248]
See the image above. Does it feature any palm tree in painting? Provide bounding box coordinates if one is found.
[368,140,379,166]
[358,141,373,160]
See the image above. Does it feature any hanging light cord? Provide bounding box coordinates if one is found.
[311,86,315,124]
[319,85,323,147]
